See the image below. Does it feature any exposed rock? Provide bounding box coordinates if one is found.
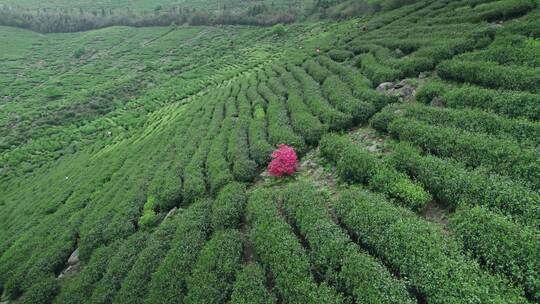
[67,248,79,266]
[418,72,428,79]
[376,82,395,92]
[165,207,178,219]
[395,48,403,56]
[430,96,445,108]
[376,80,417,101]
[57,263,81,279]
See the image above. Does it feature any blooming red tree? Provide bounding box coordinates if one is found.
[268,144,298,177]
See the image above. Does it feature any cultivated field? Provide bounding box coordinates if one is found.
[1,0,539,303]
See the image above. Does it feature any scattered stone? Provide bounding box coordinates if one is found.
[430,96,445,108]
[376,82,395,92]
[165,207,178,219]
[67,248,79,266]
[418,72,428,79]
[376,80,417,101]
[395,48,403,56]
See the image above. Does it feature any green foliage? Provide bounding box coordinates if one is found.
[229,263,276,304]
[20,276,59,304]
[54,242,120,304]
[247,188,344,304]
[211,182,247,231]
[288,64,352,130]
[437,59,540,93]
[322,75,376,123]
[388,117,540,190]
[442,85,540,121]
[336,187,527,304]
[357,53,400,84]
[320,133,430,211]
[147,170,182,212]
[113,215,180,304]
[283,182,414,303]
[90,233,148,304]
[387,142,540,226]
[451,206,540,302]
[184,229,243,304]
[326,49,354,62]
[145,199,211,304]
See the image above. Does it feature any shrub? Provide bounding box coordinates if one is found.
[229,263,276,304]
[401,103,540,146]
[113,215,180,304]
[415,81,448,104]
[437,59,540,93]
[144,199,211,304]
[320,133,430,211]
[451,206,540,302]
[246,189,343,304]
[184,230,243,304]
[147,170,182,212]
[268,144,298,177]
[20,276,59,304]
[283,182,414,303]
[288,64,352,130]
[357,53,401,85]
[336,187,526,304]
[303,59,331,83]
[327,49,354,62]
[442,85,540,121]
[90,232,148,304]
[322,75,376,123]
[387,117,540,190]
[207,131,234,194]
[211,182,247,231]
[286,88,327,145]
[387,142,540,226]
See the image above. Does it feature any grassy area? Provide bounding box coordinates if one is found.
[1,0,539,303]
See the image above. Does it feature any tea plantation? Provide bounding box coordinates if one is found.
[1,0,539,303]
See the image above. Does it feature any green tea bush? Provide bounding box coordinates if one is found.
[286,88,327,145]
[402,103,540,146]
[229,263,276,304]
[387,143,540,226]
[113,215,180,304]
[184,229,243,304]
[303,59,331,84]
[442,85,540,121]
[227,121,257,182]
[326,49,354,62]
[288,64,352,130]
[322,75,376,123]
[357,53,401,84]
[258,82,306,152]
[207,130,234,194]
[90,233,148,304]
[336,187,526,304]
[388,117,540,189]
[437,59,540,93]
[145,199,211,304]
[183,140,210,203]
[320,133,430,211]
[415,81,448,104]
[451,206,540,302]
[472,0,536,22]
[147,169,182,212]
[20,276,58,304]
[211,182,246,231]
[245,80,273,165]
[246,188,343,304]
[54,242,120,304]
[283,182,415,303]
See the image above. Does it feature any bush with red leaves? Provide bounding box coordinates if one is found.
[268,145,298,177]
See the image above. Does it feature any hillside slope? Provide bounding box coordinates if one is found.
[1,0,540,303]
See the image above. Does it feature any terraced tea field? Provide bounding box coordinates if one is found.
[1,0,539,303]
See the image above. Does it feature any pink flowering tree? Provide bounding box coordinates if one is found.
[268,145,298,177]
